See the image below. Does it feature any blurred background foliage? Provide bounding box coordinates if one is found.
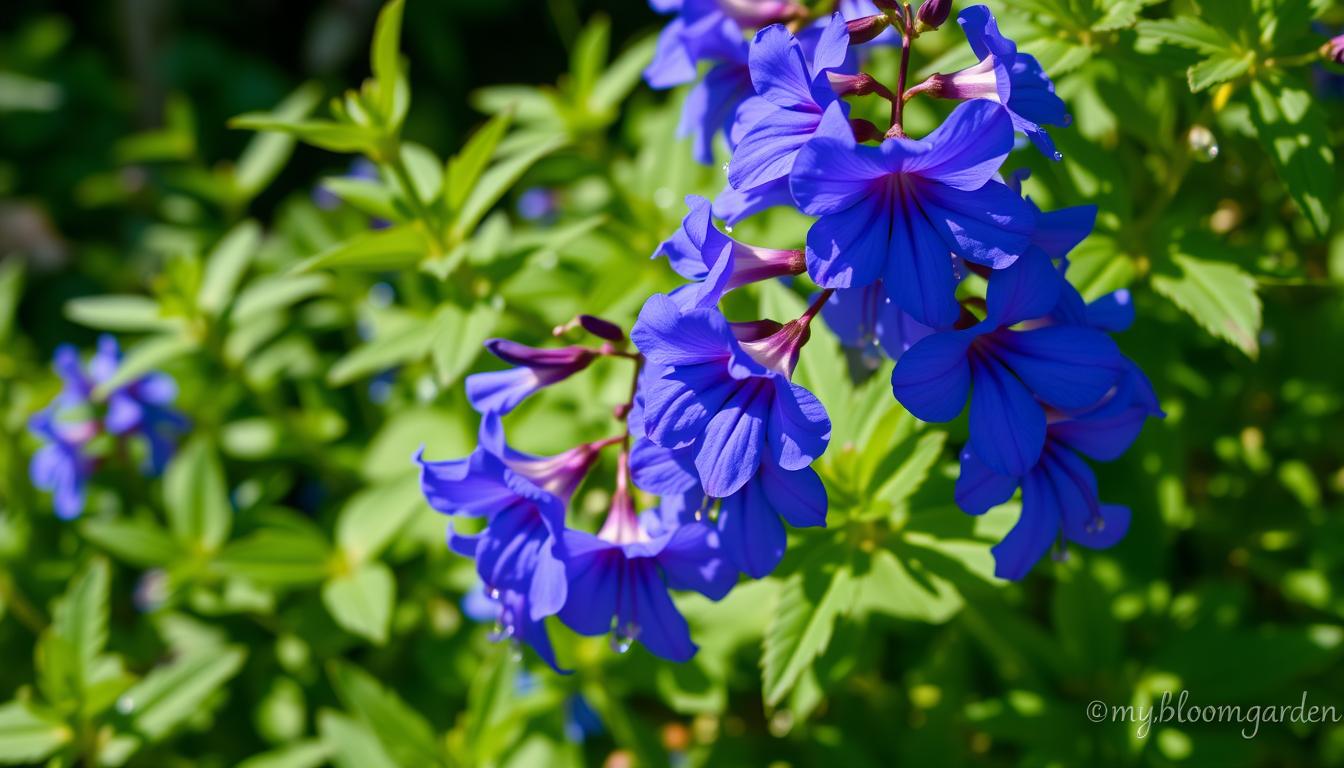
[1,0,1343,766]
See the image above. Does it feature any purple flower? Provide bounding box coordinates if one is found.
[791,100,1034,327]
[915,5,1071,160]
[28,336,186,519]
[656,195,805,309]
[916,0,953,29]
[1323,34,1344,66]
[838,0,901,46]
[890,242,1127,478]
[557,460,735,661]
[717,15,852,223]
[465,339,600,415]
[955,364,1163,579]
[631,294,831,498]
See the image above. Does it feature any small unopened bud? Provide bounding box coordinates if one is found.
[872,0,901,10]
[845,14,890,45]
[916,0,953,29]
[849,118,882,143]
[1323,34,1344,66]
[578,315,625,343]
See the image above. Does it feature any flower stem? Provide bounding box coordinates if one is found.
[888,4,915,138]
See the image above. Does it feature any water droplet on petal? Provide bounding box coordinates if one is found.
[610,623,639,654]
[1051,151,1063,162]
[721,161,730,174]
[1187,125,1219,162]
[488,588,501,600]
[724,225,734,234]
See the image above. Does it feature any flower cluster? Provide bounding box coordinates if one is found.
[29,335,187,519]
[423,0,1160,668]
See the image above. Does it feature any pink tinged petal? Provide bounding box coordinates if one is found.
[759,461,827,528]
[884,188,963,328]
[805,193,890,289]
[767,380,831,470]
[889,331,973,422]
[749,24,816,110]
[694,379,770,497]
[968,356,1046,477]
[790,102,893,216]
[954,447,1020,515]
[991,326,1124,410]
[729,108,824,190]
[917,179,1034,269]
[984,247,1062,328]
[901,100,1016,190]
[991,465,1058,580]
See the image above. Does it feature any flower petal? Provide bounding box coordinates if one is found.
[693,380,769,496]
[991,464,1058,580]
[954,447,1020,515]
[749,24,815,110]
[917,178,1034,269]
[992,326,1123,410]
[718,479,788,577]
[889,330,973,422]
[791,102,893,215]
[901,100,1015,190]
[968,355,1046,477]
[767,380,831,470]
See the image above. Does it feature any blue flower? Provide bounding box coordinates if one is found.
[890,236,1128,478]
[914,5,1071,160]
[29,336,186,519]
[791,100,1035,328]
[418,414,614,670]
[557,463,735,661]
[465,339,599,415]
[955,364,1163,579]
[631,294,831,498]
[717,15,852,223]
[655,195,806,309]
[628,380,827,578]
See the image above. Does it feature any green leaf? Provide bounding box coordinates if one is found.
[234,83,323,200]
[65,295,180,333]
[445,111,511,214]
[870,430,947,507]
[591,35,657,113]
[851,546,966,623]
[1137,17,1230,54]
[1248,76,1335,236]
[761,551,856,707]
[294,225,429,273]
[320,177,399,221]
[121,647,246,741]
[0,701,71,765]
[429,302,499,387]
[236,740,333,768]
[326,661,442,767]
[318,710,398,768]
[232,273,330,318]
[322,562,395,645]
[335,476,423,565]
[453,135,566,238]
[80,517,181,568]
[48,558,110,695]
[569,17,610,103]
[327,311,439,386]
[1151,253,1262,357]
[198,220,261,317]
[370,0,406,120]
[163,438,233,552]
[0,259,23,344]
[228,115,381,155]
[1187,51,1253,91]
[214,527,332,586]
[93,334,197,400]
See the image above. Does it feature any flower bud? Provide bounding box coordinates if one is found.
[916,0,953,29]
[578,315,625,343]
[715,0,800,26]
[1324,34,1344,66]
[845,14,891,45]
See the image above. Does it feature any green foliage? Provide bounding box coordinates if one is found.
[1,0,1342,766]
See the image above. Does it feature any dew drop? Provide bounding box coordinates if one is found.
[488,620,514,643]
[488,587,501,600]
[1187,125,1220,162]
[720,160,730,174]
[610,623,639,654]
[724,225,734,234]
[116,696,135,715]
